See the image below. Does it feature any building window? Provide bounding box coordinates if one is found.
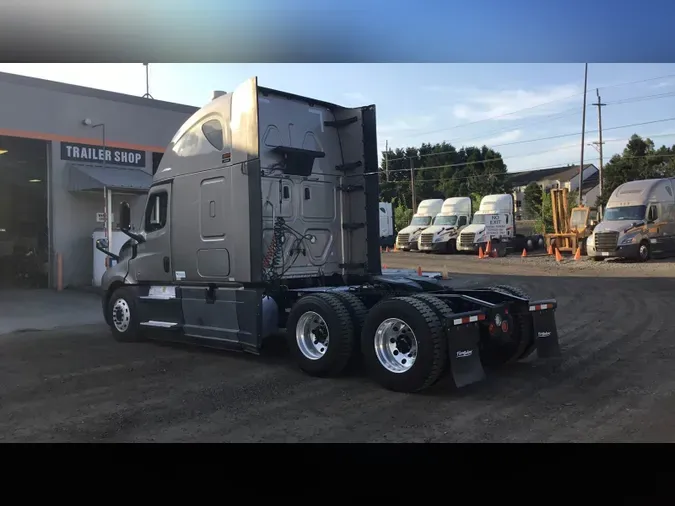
[515,200,522,208]
[145,192,168,233]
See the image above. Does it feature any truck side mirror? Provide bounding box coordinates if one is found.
[119,202,131,231]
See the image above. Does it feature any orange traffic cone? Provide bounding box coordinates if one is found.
[478,247,484,259]
[574,247,581,261]
[522,248,527,257]
[491,247,498,258]
[485,240,492,256]
[383,264,387,269]
[416,266,423,276]
[385,247,390,253]
[547,244,553,255]
[555,248,563,262]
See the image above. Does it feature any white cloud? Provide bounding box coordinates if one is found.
[377,115,435,136]
[470,129,523,147]
[651,81,674,89]
[450,84,581,122]
[343,91,367,103]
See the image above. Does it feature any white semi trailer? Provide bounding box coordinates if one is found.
[94,77,561,394]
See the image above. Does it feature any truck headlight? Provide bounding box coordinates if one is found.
[619,234,638,245]
[587,234,594,246]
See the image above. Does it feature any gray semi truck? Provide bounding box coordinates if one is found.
[95,77,561,393]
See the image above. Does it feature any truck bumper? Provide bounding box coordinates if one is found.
[444,299,560,388]
[419,242,447,252]
[588,243,639,259]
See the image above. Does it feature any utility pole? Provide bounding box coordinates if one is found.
[592,89,606,200]
[410,157,416,210]
[578,63,588,206]
[385,140,389,182]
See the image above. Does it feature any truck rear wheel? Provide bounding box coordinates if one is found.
[107,287,145,343]
[286,293,355,377]
[361,296,447,393]
[331,291,368,369]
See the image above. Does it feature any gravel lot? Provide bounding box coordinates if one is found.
[1,252,674,442]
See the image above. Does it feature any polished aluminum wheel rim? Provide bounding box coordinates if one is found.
[296,311,329,360]
[374,318,418,373]
[112,298,131,333]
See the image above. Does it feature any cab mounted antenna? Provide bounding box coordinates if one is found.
[142,63,154,99]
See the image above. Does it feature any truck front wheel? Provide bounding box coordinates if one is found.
[361,297,447,393]
[286,294,355,377]
[108,287,145,342]
[637,240,650,262]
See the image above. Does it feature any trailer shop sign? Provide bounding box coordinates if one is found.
[61,142,146,168]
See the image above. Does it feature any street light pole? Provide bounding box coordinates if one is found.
[91,123,112,265]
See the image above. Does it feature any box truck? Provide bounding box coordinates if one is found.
[394,199,444,252]
[457,194,543,255]
[417,197,472,253]
[95,77,561,393]
[587,177,675,262]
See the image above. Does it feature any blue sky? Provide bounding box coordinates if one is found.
[1,63,674,172]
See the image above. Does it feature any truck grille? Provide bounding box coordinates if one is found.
[459,233,475,248]
[419,233,434,246]
[594,232,618,252]
[397,233,410,245]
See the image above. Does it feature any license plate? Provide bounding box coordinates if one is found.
[601,252,609,257]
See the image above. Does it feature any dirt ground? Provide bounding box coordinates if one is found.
[1,251,675,442]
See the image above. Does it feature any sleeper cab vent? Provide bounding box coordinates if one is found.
[272,146,325,177]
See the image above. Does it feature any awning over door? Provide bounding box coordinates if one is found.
[66,163,152,193]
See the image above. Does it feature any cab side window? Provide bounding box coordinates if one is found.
[648,205,658,222]
[145,192,168,233]
[458,216,468,226]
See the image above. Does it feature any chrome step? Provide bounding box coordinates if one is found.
[140,320,179,328]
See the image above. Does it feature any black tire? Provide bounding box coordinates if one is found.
[591,256,603,262]
[446,239,457,254]
[286,293,355,377]
[637,240,650,262]
[361,296,447,393]
[331,291,368,369]
[483,285,535,364]
[107,287,145,342]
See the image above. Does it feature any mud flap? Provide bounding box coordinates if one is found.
[529,300,561,358]
[446,312,486,388]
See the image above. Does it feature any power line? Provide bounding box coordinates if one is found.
[372,132,675,178]
[382,117,675,166]
[379,152,675,186]
[398,72,675,139]
[420,87,675,151]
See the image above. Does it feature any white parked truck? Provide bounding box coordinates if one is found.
[587,177,675,262]
[395,199,444,251]
[94,77,561,394]
[378,202,395,249]
[457,194,543,255]
[418,197,472,253]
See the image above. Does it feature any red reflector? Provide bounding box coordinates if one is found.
[488,323,496,334]
[478,314,486,321]
[501,321,509,332]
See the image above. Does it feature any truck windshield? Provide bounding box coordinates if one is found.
[604,205,647,221]
[433,215,458,226]
[472,214,486,225]
[410,216,432,226]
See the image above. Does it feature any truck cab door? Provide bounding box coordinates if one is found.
[130,182,173,284]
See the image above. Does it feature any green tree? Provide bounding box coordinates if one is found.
[596,134,675,207]
[523,182,543,220]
